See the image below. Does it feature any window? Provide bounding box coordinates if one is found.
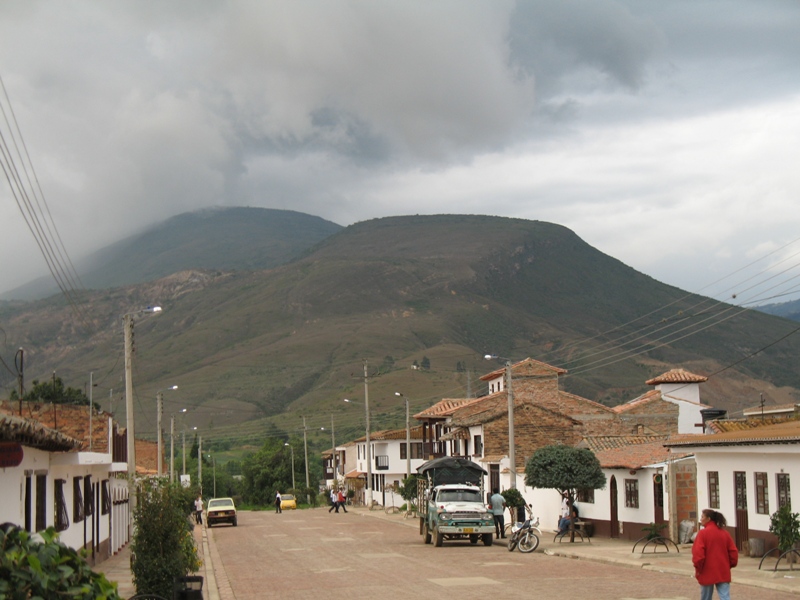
[35,474,47,532]
[734,471,747,510]
[624,479,639,508]
[55,479,69,532]
[400,442,424,460]
[73,477,84,523]
[755,472,769,514]
[84,475,94,517]
[473,435,482,456]
[452,439,460,455]
[708,471,720,509]
[101,480,111,515]
[777,473,791,509]
[576,488,595,503]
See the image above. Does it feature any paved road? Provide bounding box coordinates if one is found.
[207,508,799,600]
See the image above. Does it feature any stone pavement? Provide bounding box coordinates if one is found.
[99,505,800,598]
[98,522,220,600]
[351,504,800,596]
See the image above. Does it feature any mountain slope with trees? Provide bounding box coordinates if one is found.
[1,213,798,454]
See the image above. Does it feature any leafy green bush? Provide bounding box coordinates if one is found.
[0,524,121,599]
[770,504,800,553]
[131,479,201,598]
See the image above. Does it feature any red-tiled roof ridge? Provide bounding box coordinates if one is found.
[580,434,668,453]
[742,402,799,416]
[558,390,616,413]
[612,389,661,413]
[593,439,679,469]
[414,397,484,419]
[0,413,81,451]
[646,368,708,386]
[479,357,567,381]
[706,415,800,434]
[666,419,800,446]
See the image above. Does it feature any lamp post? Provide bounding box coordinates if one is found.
[156,385,178,478]
[123,305,162,538]
[322,416,336,485]
[395,392,411,478]
[484,354,516,489]
[284,443,296,489]
[183,425,197,476]
[344,396,371,505]
[171,408,187,483]
[207,454,216,497]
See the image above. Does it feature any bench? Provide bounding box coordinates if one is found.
[553,520,591,543]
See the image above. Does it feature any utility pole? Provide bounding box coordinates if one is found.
[406,396,411,478]
[182,430,186,475]
[198,436,202,495]
[16,348,24,416]
[505,360,516,489]
[364,360,372,506]
[302,416,310,503]
[123,313,135,538]
[89,372,93,452]
[330,415,336,486]
[170,415,175,483]
[157,391,163,477]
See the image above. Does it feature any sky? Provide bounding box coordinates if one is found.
[1,1,799,305]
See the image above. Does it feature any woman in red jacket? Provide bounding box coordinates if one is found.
[692,509,739,600]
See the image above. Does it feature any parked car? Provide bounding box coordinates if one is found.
[280,494,297,510]
[207,497,237,527]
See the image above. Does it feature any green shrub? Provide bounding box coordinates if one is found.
[770,504,800,553]
[131,479,201,598]
[0,524,121,599]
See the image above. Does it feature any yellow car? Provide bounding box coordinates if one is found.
[280,494,297,510]
[207,497,237,527]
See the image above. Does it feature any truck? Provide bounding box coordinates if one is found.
[417,456,495,547]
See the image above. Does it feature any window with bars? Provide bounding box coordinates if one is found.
[35,475,47,532]
[400,442,424,460]
[708,471,720,509]
[625,479,639,508]
[777,474,791,509]
[577,488,595,503]
[73,477,84,523]
[734,471,747,510]
[755,472,769,514]
[55,479,69,532]
[101,480,111,515]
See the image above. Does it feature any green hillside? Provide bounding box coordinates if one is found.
[1,214,799,455]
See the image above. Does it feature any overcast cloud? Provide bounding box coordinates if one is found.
[1,0,798,305]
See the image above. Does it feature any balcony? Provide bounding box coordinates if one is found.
[375,455,389,471]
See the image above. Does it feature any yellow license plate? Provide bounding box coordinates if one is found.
[463,528,474,533]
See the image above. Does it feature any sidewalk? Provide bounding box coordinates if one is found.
[98,523,220,600]
[350,505,800,596]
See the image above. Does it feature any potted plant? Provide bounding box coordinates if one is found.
[641,521,668,541]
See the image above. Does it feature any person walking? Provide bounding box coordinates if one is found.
[337,489,348,513]
[328,488,338,513]
[194,494,204,525]
[489,488,506,539]
[275,490,282,514]
[692,509,738,600]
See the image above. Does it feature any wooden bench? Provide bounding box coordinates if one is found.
[553,520,591,543]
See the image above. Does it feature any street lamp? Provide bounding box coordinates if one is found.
[184,425,197,476]
[156,385,178,477]
[171,408,188,483]
[395,392,411,478]
[484,354,516,489]
[207,454,216,497]
[321,416,336,485]
[284,443,296,489]
[123,305,162,538]
[344,397,372,505]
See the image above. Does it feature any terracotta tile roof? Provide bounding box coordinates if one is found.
[482,454,506,463]
[480,357,567,381]
[646,368,708,386]
[414,398,482,419]
[705,416,800,433]
[0,413,81,452]
[350,426,424,443]
[666,420,800,447]
[580,435,667,453]
[593,439,679,469]
[135,438,165,474]
[612,389,662,413]
[439,427,470,441]
[449,392,508,427]
[0,400,113,452]
[345,469,365,479]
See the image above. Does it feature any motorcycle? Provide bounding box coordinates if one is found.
[507,506,540,553]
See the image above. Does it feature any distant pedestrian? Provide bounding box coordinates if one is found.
[692,509,738,600]
[329,489,338,513]
[337,489,348,513]
[194,494,203,525]
[489,488,506,539]
[275,491,282,513]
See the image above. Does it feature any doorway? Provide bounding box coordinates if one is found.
[610,476,619,538]
[734,471,749,550]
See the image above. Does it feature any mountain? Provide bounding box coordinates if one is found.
[1,214,799,452]
[756,299,800,322]
[2,207,342,300]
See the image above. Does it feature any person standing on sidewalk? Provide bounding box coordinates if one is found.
[692,509,738,600]
[275,490,282,513]
[194,494,204,525]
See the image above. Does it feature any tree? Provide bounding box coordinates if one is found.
[131,479,200,598]
[770,504,800,554]
[421,356,431,370]
[10,376,95,407]
[525,445,606,540]
[0,524,121,599]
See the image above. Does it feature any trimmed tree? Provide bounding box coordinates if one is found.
[524,444,606,540]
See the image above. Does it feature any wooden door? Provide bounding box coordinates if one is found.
[653,476,664,524]
[610,476,619,538]
[734,471,749,550]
